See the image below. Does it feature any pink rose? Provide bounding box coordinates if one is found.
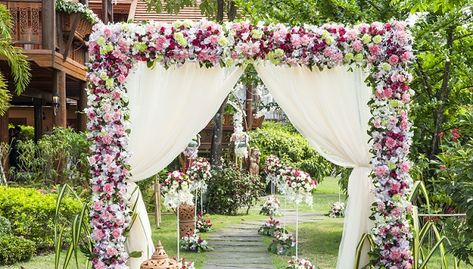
[103,183,114,194]
[93,200,103,211]
[352,40,363,52]
[111,91,121,101]
[369,44,380,56]
[346,30,358,41]
[400,51,411,62]
[375,166,387,176]
[94,229,105,241]
[389,55,399,65]
[385,137,397,148]
[117,74,127,84]
[384,87,393,98]
[401,93,410,103]
[102,134,112,144]
[112,229,121,239]
[103,113,113,123]
[106,246,118,257]
[103,28,112,38]
[391,182,401,194]
[389,249,402,261]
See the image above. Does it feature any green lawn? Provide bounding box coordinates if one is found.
[1,177,466,269]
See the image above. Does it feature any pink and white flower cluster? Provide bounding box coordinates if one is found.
[260,195,282,216]
[161,171,194,209]
[87,19,413,268]
[264,154,282,185]
[286,256,317,269]
[187,157,211,192]
[278,166,317,205]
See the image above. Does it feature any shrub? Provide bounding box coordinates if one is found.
[0,215,12,236]
[249,122,341,180]
[0,235,35,265]
[206,162,264,215]
[0,187,82,251]
[12,127,90,187]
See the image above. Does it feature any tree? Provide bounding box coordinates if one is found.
[0,4,31,116]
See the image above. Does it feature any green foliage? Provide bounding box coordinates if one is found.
[206,162,264,215]
[249,121,339,180]
[0,4,31,116]
[0,215,12,236]
[0,234,35,265]
[0,186,82,251]
[55,0,100,24]
[12,128,91,187]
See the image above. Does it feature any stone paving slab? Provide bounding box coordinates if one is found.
[210,241,265,246]
[204,265,273,269]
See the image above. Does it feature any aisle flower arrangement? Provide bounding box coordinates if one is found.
[180,232,212,252]
[268,231,296,256]
[161,171,194,208]
[286,256,318,269]
[87,19,413,268]
[174,257,195,269]
[258,217,287,236]
[264,155,283,188]
[328,201,345,218]
[187,157,211,192]
[195,213,212,232]
[279,167,317,205]
[260,195,282,216]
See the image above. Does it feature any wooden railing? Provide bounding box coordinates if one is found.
[2,0,43,49]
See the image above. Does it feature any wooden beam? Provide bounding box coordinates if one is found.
[128,0,138,21]
[53,70,67,127]
[63,14,81,60]
[77,82,87,131]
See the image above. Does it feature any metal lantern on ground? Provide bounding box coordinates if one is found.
[140,240,179,269]
[178,203,195,237]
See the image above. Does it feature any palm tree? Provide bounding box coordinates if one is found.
[0,3,31,116]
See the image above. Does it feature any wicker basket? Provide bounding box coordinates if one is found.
[140,241,178,269]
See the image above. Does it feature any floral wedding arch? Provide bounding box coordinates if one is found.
[86,20,414,269]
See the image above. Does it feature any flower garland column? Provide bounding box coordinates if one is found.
[87,25,134,269]
[370,21,414,269]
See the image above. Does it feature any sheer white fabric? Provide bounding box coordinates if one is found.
[255,64,374,269]
[124,62,244,268]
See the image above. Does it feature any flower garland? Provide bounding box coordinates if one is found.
[161,171,194,209]
[264,154,282,186]
[56,0,101,25]
[87,19,413,268]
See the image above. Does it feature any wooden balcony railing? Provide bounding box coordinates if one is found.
[3,0,43,49]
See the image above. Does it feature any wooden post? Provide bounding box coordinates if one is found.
[154,177,161,228]
[0,112,8,144]
[77,82,87,131]
[33,98,43,141]
[245,84,253,130]
[53,70,67,128]
[42,0,55,50]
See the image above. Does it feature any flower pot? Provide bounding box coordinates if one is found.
[61,12,92,41]
[178,203,195,237]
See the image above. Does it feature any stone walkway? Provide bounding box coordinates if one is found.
[203,209,323,269]
[203,220,272,269]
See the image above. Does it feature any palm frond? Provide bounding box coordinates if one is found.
[0,73,11,116]
[0,4,12,40]
[0,44,31,95]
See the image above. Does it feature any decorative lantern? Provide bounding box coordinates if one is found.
[178,203,195,237]
[140,240,179,269]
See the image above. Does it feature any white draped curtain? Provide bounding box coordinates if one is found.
[255,64,374,269]
[121,61,373,269]
[124,62,244,268]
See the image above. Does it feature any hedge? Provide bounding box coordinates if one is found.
[0,235,35,265]
[0,187,82,251]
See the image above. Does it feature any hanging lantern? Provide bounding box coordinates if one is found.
[140,240,179,269]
